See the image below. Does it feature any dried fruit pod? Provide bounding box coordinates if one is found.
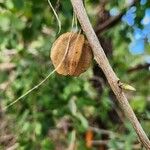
[50,32,93,76]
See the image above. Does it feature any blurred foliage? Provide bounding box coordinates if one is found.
[0,0,150,149]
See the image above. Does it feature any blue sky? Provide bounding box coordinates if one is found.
[109,0,150,63]
[121,0,150,55]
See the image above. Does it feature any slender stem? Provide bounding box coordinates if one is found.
[70,0,150,149]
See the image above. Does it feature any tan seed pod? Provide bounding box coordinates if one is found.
[50,32,93,76]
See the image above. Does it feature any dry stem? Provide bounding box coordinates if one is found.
[70,0,150,149]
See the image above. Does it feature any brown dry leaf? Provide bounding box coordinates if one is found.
[50,32,93,76]
[0,63,16,72]
[0,82,10,91]
[85,129,94,148]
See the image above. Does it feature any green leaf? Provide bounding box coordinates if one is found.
[0,14,10,32]
[69,97,77,116]
[34,122,42,135]
[76,112,89,129]
[130,96,146,113]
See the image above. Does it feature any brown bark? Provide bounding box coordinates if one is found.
[70,0,150,149]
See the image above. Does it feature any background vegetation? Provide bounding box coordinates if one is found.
[0,0,150,149]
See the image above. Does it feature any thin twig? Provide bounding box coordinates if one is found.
[92,140,108,146]
[70,0,150,149]
[128,63,150,73]
[92,140,142,149]
[48,0,61,33]
[95,0,138,34]
[89,127,115,136]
